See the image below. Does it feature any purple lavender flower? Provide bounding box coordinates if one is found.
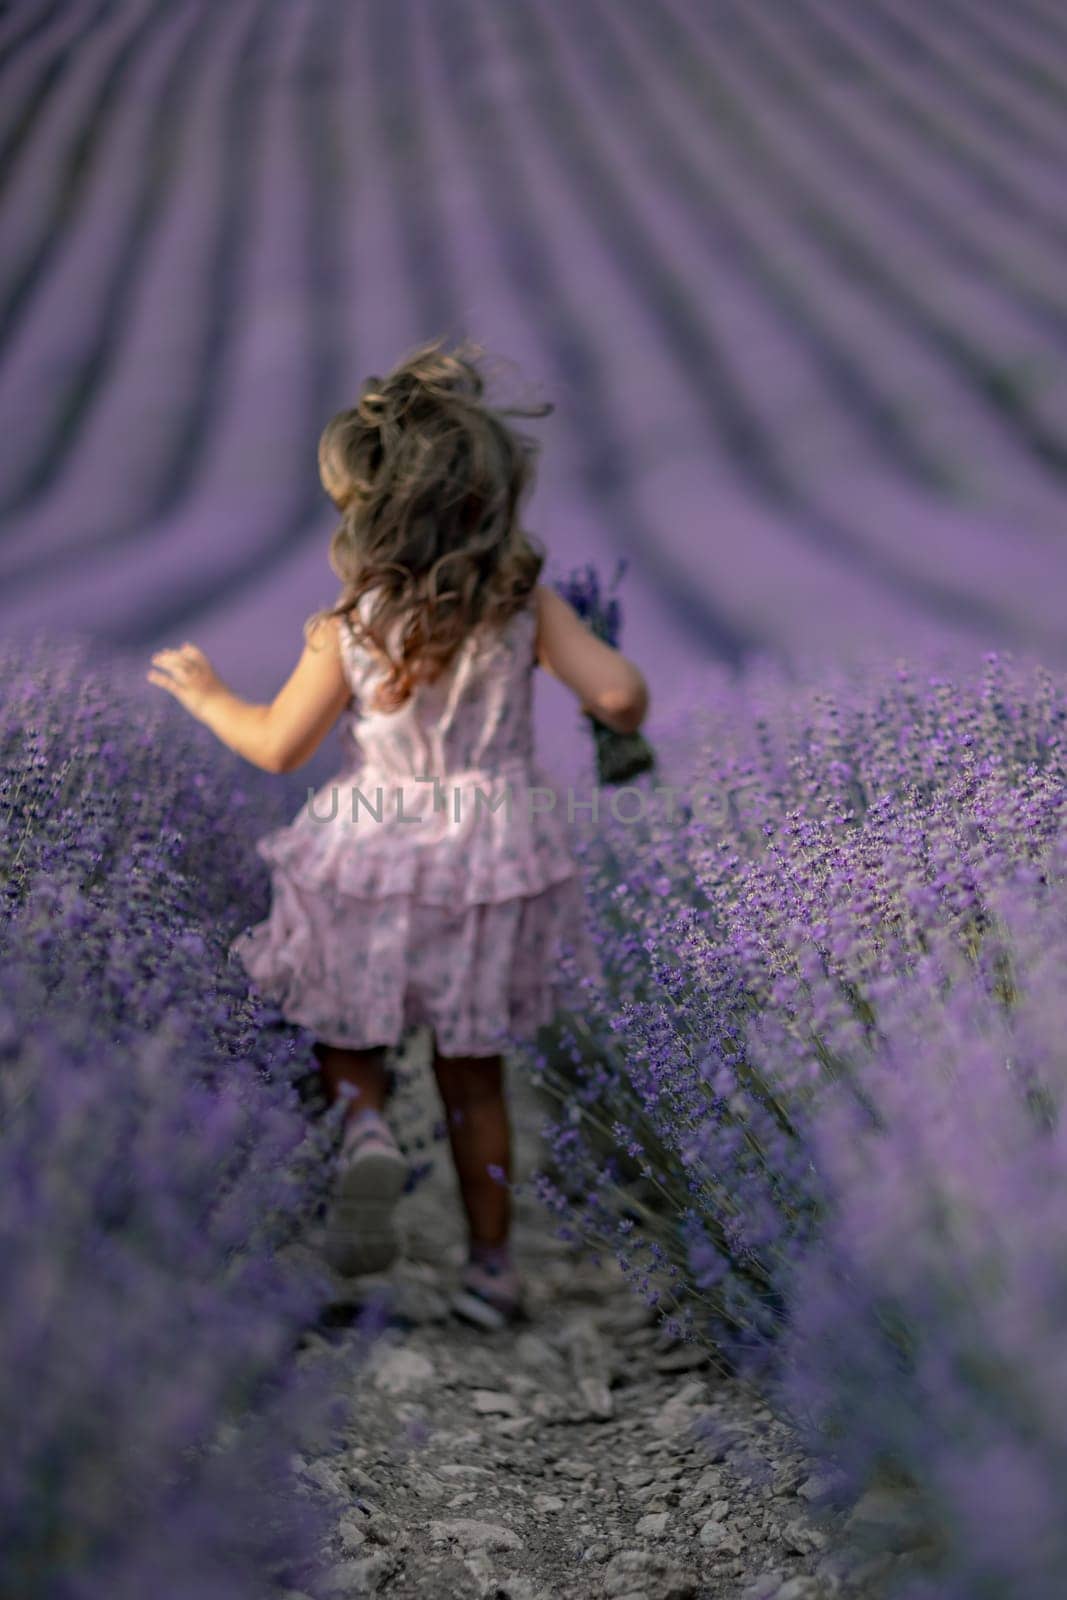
[551,560,656,785]
[0,636,385,1598]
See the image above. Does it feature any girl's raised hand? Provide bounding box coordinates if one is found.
[146,642,223,719]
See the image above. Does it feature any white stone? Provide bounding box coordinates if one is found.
[335,1516,367,1553]
[319,1554,394,1595]
[471,1388,522,1416]
[299,1459,347,1499]
[491,1578,555,1600]
[602,1547,700,1598]
[635,1511,670,1537]
[796,1473,837,1503]
[740,1576,785,1600]
[503,1372,542,1396]
[514,1331,568,1372]
[427,1517,524,1553]
[782,1520,828,1555]
[775,1578,829,1600]
[650,1403,696,1438]
[670,1380,708,1407]
[494,1415,537,1438]
[370,1345,435,1396]
[624,1466,656,1489]
[578,1375,615,1418]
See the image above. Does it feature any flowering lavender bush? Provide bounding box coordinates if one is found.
[0,636,359,1599]
[552,559,656,785]
[522,644,1067,1595]
[778,883,1067,1600]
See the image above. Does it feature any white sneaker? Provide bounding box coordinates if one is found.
[450,1258,527,1331]
[324,1113,408,1277]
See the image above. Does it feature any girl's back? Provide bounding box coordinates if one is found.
[260,588,578,915]
[338,588,538,783]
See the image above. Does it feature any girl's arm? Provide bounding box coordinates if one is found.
[533,583,649,735]
[147,617,352,774]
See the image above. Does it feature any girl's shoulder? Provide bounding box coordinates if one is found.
[470,591,538,660]
[336,589,379,653]
[308,610,346,650]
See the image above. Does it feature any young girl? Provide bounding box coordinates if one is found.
[146,337,649,1331]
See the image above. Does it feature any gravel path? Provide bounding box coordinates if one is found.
[288,1034,908,1600]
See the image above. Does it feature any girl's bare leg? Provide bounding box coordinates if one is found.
[313,1041,390,1125]
[430,1048,511,1249]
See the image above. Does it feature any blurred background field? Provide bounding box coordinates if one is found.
[1,0,1065,783]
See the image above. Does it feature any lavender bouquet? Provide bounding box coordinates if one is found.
[552,559,656,785]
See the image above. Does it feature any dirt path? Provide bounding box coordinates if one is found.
[287,1034,903,1600]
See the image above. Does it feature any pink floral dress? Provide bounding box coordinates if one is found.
[230,593,602,1056]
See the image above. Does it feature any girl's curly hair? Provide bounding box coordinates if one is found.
[305,336,551,713]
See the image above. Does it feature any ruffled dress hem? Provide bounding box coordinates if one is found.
[230,875,603,1057]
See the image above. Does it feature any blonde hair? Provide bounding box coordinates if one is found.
[305,335,550,712]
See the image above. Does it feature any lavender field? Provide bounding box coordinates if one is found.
[3,0,1067,736]
[2,2,1067,1597]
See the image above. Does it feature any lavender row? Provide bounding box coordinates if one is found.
[0,634,358,1600]
[523,642,1067,1598]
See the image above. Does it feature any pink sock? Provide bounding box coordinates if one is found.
[345,1107,388,1135]
[469,1241,513,1273]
